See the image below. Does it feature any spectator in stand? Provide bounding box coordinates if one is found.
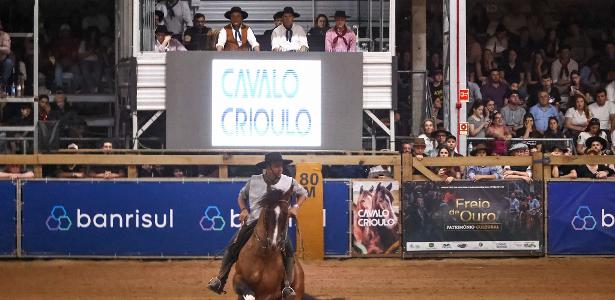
[466,144,503,181]
[411,137,427,161]
[469,101,489,138]
[467,75,483,106]
[260,11,283,51]
[0,164,34,179]
[48,91,85,140]
[486,111,512,156]
[503,49,525,87]
[526,51,550,98]
[272,7,308,52]
[580,56,603,92]
[81,1,111,34]
[55,143,86,178]
[88,141,126,179]
[485,25,509,58]
[307,14,329,52]
[154,10,165,26]
[544,28,560,63]
[432,96,444,128]
[585,136,608,155]
[481,68,509,110]
[476,49,498,84]
[600,41,615,82]
[564,94,592,139]
[568,70,591,103]
[52,24,81,93]
[588,89,615,132]
[6,104,33,153]
[428,52,444,76]
[217,7,260,52]
[433,129,450,150]
[0,19,13,94]
[529,75,561,109]
[501,90,526,133]
[418,119,436,157]
[155,0,192,39]
[607,80,615,103]
[550,145,577,179]
[183,13,214,51]
[543,116,567,151]
[576,148,613,179]
[38,95,51,121]
[503,143,533,184]
[154,25,186,52]
[563,22,593,64]
[78,26,103,94]
[445,135,463,157]
[516,113,543,152]
[530,90,560,134]
[325,11,356,53]
[429,69,444,102]
[139,164,165,178]
[433,145,461,183]
[552,46,579,94]
[400,140,412,154]
[484,98,497,120]
[577,118,608,154]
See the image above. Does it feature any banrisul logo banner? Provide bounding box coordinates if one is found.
[548,182,615,254]
[211,59,322,147]
[22,181,244,256]
[21,180,351,257]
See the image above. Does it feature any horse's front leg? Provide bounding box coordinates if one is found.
[233,275,256,300]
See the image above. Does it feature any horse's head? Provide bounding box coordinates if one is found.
[256,186,293,251]
[356,185,375,211]
[373,182,398,229]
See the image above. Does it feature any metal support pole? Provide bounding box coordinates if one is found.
[16,181,22,257]
[379,0,384,51]
[368,0,373,51]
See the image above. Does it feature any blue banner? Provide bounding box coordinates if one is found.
[323,181,350,256]
[0,181,16,256]
[21,180,349,257]
[548,182,615,255]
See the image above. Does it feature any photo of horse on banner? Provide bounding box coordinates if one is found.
[351,180,401,256]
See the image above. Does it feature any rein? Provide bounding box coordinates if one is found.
[253,199,291,251]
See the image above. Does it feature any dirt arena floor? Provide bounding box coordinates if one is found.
[0,257,614,299]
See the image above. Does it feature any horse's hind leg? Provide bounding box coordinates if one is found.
[233,276,255,300]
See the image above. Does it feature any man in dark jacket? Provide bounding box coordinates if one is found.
[183,13,214,51]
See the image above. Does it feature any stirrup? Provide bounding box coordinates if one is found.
[282,286,296,298]
[207,277,226,295]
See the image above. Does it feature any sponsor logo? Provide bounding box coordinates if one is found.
[571,206,597,231]
[46,205,72,231]
[496,242,508,249]
[428,243,435,248]
[523,242,537,248]
[47,205,174,231]
[457,243,467,249]
[200,206,226,231]
[442,243,452,249]
[478,242,484,247]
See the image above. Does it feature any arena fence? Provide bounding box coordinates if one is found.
[2,152,615,258]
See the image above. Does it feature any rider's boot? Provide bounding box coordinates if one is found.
[281,251,296,298]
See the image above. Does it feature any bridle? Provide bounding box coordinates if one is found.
[253,199,290,251]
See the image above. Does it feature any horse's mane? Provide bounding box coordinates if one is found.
[258,188,286,210]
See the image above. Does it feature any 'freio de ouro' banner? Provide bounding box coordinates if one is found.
[403,181,544,256]
[548,181,615,255]
[211,59,321,147]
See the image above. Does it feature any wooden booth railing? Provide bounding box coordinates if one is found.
[0,151,402,181]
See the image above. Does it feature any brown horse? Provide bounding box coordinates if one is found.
[352,182,400,254]
[233,187,305,300]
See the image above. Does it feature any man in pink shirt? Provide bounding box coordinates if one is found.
[325,11,356,52]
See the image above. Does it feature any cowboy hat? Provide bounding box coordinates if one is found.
[470,143,490,156]
[585,136,607,150]
[224,7,248,20]
[509,143,529,152]
[282,6,300,18]
[256,152,293,169]
[333,10,350,19]
[412,137,426,147]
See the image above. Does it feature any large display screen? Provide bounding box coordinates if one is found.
[211,59,321,147]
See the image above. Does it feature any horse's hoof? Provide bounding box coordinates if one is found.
[207,277,226,295]
[282,286,296,299]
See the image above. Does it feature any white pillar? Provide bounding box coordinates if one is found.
[447,0,467,155]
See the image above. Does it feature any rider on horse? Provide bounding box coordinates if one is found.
[208,152,308,297]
